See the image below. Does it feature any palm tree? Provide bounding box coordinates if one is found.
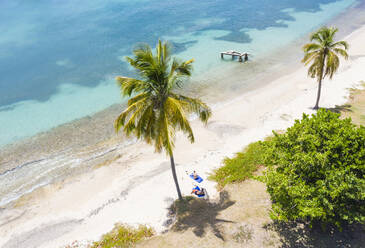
[115,40,212,200]
[302,26,349,109]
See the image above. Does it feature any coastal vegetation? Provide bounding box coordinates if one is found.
[265,109,365,227]
[114,40,211,199]
[302,26,349,109]
[209,140,269,189]
[90,224,153,248]
[64,225,153,248]
[211,109,365,227]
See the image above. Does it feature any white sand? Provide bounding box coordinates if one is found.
[1,25,365,248]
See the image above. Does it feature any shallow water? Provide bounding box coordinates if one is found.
[0,0,356,147]
[0,0,359,206]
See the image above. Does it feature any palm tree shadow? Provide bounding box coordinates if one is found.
[321,104,352,114]
[265,221,365,248]
[167,191,235,240]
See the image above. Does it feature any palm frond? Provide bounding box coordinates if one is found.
[303,43,322,53]
[329,27,339,39]
[175,59,194,76]
[168,58,193,77]
[137,104,155,143]
[116,76,147,96]
[302,51,320,65]
[307,60,321,79]
[166,97,194,143]
[331,40,349,50]
[324,51,340,79]
[157,40,171,65]
[167,58,194,90]
[127,92,149,105]
[171,94,212,124]
[114,95,150,133]
[333,48,349,60]
[133,104,154,140]
[155,109,175,155]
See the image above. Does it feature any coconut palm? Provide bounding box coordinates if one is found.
[115,40,211,200]
[302,26,349,109]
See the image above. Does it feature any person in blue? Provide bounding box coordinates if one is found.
[193,171,198,180]
[188,170,203,183]
[191,185,205,197]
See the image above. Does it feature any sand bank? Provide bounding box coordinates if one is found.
[1,18,365,248]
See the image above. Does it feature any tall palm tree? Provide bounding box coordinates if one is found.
[302,26,349,109]
[115,40,211,200]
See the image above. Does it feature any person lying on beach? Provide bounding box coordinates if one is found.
[193,171,198,180]
[186,170,204,183]
[191,186,205,196]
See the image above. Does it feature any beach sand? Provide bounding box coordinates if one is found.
[1,15,365,248]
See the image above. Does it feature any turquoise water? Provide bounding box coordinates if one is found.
[0,0,357,147]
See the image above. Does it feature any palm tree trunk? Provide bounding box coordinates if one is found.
[313,77,322,110]
[314,54,326,110]
[170,154,182,200]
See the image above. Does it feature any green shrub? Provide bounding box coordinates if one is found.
[210,141,269,188]
[91,224,154,248]
[265,109,365,227]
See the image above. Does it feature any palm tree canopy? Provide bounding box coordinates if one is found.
[302,26,349,81]
[115,40,211,156]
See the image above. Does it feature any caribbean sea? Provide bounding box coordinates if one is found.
[0,0,357,147]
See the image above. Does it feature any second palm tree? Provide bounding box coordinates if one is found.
[302,26,349,109]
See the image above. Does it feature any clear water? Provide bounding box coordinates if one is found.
[0,0,356,147]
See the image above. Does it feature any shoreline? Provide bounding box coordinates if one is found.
[1,2,365,247]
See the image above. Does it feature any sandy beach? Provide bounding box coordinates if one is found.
[1,14,365,248]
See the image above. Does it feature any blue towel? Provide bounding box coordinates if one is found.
[190,174,203,183]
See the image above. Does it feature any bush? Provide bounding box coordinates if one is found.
[210,141,269,188]
[265,109,365,227]
[90,224,154,248]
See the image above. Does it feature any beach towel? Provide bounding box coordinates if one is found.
[190,174,203,183]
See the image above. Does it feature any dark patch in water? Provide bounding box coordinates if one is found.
[171,40,198,54]
[0,0,344,107]
[215,31,253,43]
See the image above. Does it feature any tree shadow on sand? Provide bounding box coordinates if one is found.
[265,221,365,248]
[167,191,235,240]
[322,104,352,114]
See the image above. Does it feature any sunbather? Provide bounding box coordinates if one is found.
[186,170,204,183]
[191,185,205,196]
[193,171,198,180]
